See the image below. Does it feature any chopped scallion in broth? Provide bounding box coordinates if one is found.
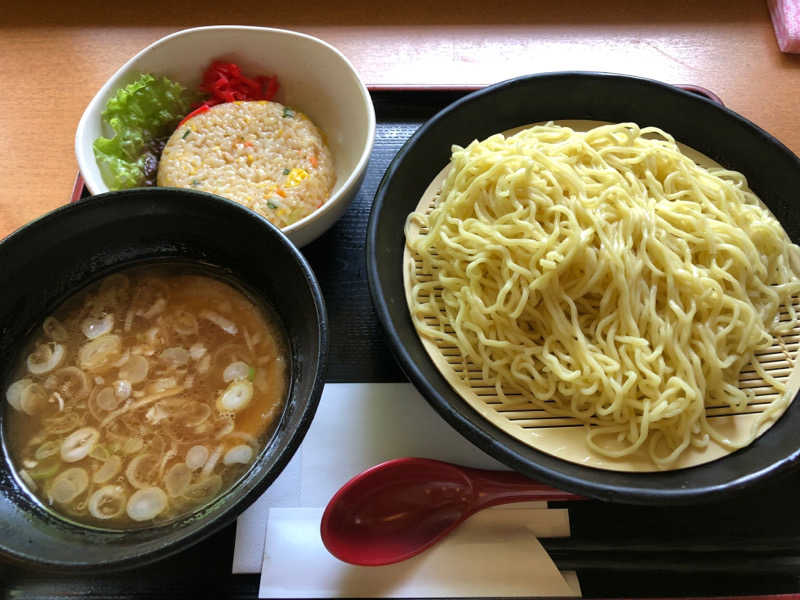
[4,264,288,528]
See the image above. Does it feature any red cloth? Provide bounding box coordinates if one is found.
[768,0,800,53]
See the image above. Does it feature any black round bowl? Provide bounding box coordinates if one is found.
[0,188,327,570]
[366,72,800,505]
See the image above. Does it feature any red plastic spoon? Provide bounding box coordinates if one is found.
[320,457,581,566]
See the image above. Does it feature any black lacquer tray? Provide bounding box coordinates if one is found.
[4,88,800,599]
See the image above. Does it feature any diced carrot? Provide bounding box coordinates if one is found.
[275,187,286,198]
[309,154,318,168]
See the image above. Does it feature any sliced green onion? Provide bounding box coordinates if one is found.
[29,458,61,480]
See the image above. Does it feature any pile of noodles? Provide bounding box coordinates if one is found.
[405,122,800,467]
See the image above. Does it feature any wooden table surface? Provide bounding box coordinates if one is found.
[1,0,799,240]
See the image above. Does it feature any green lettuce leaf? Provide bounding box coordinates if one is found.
[93,73,194,190]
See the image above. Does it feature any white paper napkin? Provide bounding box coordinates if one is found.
[259,507,579,598]
[233,382,520,572]
[231,383,579,597]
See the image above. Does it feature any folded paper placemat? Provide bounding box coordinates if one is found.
[769,0,800,53]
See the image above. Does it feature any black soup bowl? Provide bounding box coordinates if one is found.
[0,188,327,571]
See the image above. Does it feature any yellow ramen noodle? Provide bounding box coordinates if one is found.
[405,122,800,468]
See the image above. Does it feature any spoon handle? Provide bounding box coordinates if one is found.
[463,466,583,507]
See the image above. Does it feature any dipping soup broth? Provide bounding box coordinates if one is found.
[3,264,288,528]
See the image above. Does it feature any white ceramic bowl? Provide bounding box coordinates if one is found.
[75,26,375,247]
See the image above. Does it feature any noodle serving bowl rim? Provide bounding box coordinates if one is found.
[0,188,328,570]
[366,70,800,505]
